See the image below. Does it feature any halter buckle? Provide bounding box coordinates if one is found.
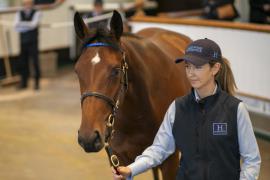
[111,129,115,138]
[107,114,115,127]
[104,142,109,147]
[115,100,120,109]
[111,155,120,168]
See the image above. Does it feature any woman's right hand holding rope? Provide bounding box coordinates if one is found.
[112,166,132,180]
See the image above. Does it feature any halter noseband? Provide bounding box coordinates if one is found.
[79,42,128,170]
[80,92,116,109]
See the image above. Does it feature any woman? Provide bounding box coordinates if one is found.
[112,38,261,180]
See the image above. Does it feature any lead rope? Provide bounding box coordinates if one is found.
[104,52,128,174]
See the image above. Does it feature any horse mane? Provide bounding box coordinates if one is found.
[122,32,143,39]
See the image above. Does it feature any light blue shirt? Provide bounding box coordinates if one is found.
[14,9,41,33]
[127,88,261,180]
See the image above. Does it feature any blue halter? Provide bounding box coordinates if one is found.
[84,42,122,52]
[85,42,112,48]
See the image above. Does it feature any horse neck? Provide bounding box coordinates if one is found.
[122,38,148,94]
[116,38,156,129]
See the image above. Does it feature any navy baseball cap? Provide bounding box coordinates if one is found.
[175,38,222,66]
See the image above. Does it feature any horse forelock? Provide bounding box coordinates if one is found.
[81,24,121,52]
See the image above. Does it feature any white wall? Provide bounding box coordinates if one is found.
[130,22,270,99]
[130,22,270,115]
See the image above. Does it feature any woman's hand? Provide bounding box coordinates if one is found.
[112,166,132,180]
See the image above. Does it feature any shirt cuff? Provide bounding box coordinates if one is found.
[127,158,150,177]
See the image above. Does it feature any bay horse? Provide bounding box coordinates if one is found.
[74,10,191,180]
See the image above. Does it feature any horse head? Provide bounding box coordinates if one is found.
[74,11,126,152]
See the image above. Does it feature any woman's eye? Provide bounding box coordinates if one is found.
[185,64,191,69]
[195,66,203,69]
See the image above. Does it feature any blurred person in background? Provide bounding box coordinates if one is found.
[82,0,107,28]
[203,0,239,21]
[14,0,41,90]
[249,0,270,24]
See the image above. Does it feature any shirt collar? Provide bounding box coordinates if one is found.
[194,83,217,102]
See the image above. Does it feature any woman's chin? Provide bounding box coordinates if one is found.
[190,81,201,89]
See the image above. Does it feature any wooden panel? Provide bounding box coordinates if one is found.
[131,15,270,33]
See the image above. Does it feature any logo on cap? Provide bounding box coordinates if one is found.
[213,52,219,59]
[186,46,203,53]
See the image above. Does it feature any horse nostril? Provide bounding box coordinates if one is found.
[93,131,102,148]
[94,131,101,142]
[77,130,104,152]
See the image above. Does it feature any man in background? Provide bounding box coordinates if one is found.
[14,0,41,90]
[203,0,239,21]
[83,0,106,28]
[250,0,270,24]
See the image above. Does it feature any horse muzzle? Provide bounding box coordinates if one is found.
[78,130,104,152]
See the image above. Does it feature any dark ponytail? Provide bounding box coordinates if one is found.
[210,57,237,96]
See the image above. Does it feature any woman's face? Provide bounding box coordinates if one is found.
[185,61,220,90]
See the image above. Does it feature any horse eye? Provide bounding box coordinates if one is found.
[110,67,120,77]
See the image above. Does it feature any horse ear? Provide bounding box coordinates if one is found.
[110,10,123,40]
[74,12,90,41]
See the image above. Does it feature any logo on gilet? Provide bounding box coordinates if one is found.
[213,123,227,135]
